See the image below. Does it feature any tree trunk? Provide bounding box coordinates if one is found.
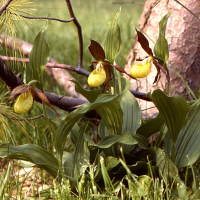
[125,0,200,117]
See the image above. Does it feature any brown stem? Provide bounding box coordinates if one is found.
[65,0,83,69]
[0,56,90,77]
[0,0,12,15]
[20,14,74,23]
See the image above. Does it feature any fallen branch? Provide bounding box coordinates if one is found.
[0,56,90,77]
[0,57,88,112]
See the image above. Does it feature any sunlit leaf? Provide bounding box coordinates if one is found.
[154,11,172,64]
[152,89,189,143]
[156,147,179,183]
[103,7,121,63]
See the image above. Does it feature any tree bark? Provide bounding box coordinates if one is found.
[125,0,200,117]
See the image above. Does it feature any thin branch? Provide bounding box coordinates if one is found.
[1,56,90,77]
[65,0,83,69]
[0,0,12,15]
[20,14,75,23]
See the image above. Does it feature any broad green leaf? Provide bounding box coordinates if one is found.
[0,144,59,178]
[152,89,189,143]
[98,120,116,156]
[132,134,148,149]
[156,147,179,183]
[56,94,123,160]
[118,89,141,135]
[154,35,169,64]
[69,123,80,145]
[131,175,151,197]
[118,86,142,153]
[136,114,164,138]
[29,30,49,87]
[92,131,147,151]
[103,7,121,63]
[96,132,138,148]
[64,123,90,179]
[154,11,172,64]
[105,156,120,170]
[72,80,102,103]
[175,100,200,168]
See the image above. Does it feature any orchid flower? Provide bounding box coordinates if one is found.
[87,40,132,87]
[7,84,60,116]
[131,30,170,83]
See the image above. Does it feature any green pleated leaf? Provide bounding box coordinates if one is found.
[132,134,148,149]
[154,11,172,64]
[154,35,169,64]
[29,30,49,86]
[72,80,102,103]
[156,147,179,183]
[102,7,121,63]
[118,89,141,135]
[96,132,138,149]
[152,89,189,143]
[97,120,116,156]
[118,86,142,153]
[56,94,123,160]
[64,123,90,179]
[175,100,200,168]
[136,114,164,138]
[0,144,59,178]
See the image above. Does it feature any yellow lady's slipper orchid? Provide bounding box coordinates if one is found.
[130,56,153,78]
[14,90,33,114]
[88,62,106,87]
